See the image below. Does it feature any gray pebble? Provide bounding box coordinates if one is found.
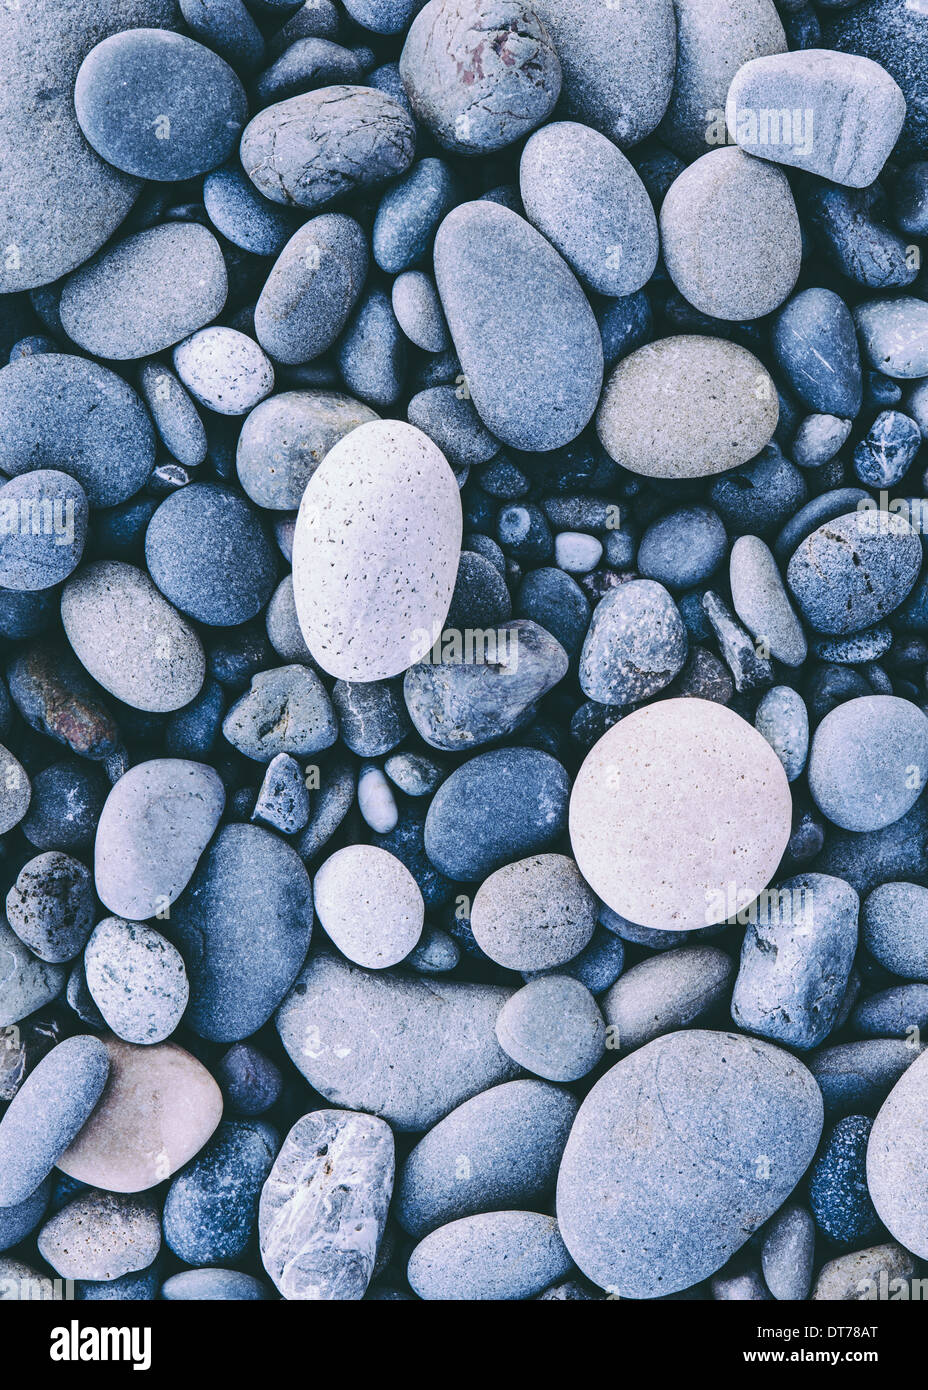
[237,389,378,511]
[407,1211,571,1301]
[496,976,605,1081]
[754,685,809,782]
[203,165,299,256]
[787,510,922,636]
[373,158,458,274]
[730,535,807,667]
[808,1038,925,1119]
[5,851,94,964]
[601,946,735,1055]
[851,984,928,1040]
[254,216,369,366]
[223,665,337,761]
[173,327,274,415]
[39,1191,161,1281]
[867,1047,928,1258]
[332,679,410,757]
[854,296,928,379]
[392,272,450,352]
[0,918,66,1028]
[254,38,365,106]
[137,363,207,468]
[470,853,596,971]
[808,695,928,831]
[579,579,686,705]
[266,577,313,662]
[406,385,498,470]
[162,1268,269,1300]
[84,918,189,1045]
[862,882,928,980]
[761,1203,815,1301]
[0,471,88,593]
[253,752,311,835]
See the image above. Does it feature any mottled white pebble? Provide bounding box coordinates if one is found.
[173,327,274,415]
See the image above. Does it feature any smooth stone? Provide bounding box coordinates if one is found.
[396,1079,576,1239]
[392,272,450,352]
[259,1110,393,1300]
[254,216,369,366]
[138,363,207,468]
[94,759,224,920]
[822,0,928,159]
[77,1264,161,1300]
[180,0,264,72]
[38,1191,161,1281]
[0,0,177,293]
[203,165,299,256]
[792,413,853,468]
[495,977,604,1082]
[555,533,602,574]
[579,579,687,705]
[276,952,519,1131]
[253,753,311,835]
[255,37,365,105]
[754,685,809,781]
[238,390,377,512]
[433,201,603,452]
[5,852,94,963]
[404,619,568,751]
[0,1179,51,1254]
[862,882,928,979]
[59,224,227,361]
[84,919,189,1046]
[660,148,801,320]
[406,386,498,470]
[266,1,341,55]
[336,286,407,410]
[0,354,156,507]
[637,506,727,591]
[658,0,787,159]
[266,578,313,663]
[853,410,921,488]
[162,1269,269,1300]
[812,1243,917,1301]
[851,984,928,1039]
[57,1037,222,1193]
[342,0,424,34]
[470,854,596,972]
[817,796,928,896]
[0,471,88,592]
[452,549,514,628]
[809,1115,880,1246]
[406,926,459,974]
[216,1042,283,1118]
[731,873,860,1049]
[520,122,657,297]
[399,0,561,154]
[332,680,410,757]
[709,443,807,539]
[787,511,922,635]
[729,535,807,667]
[804,182,916,291]
[809,1040,925,1119]
[170,823,313,1043]
[241,86,416,210]
[173,328,274,414]
[556,1030,823,1298]
[5,641,120,761]
[223,665,337,761]
[424,747,569,882]
[0,918,66,1027]
[597,336,778,479]
[0,745,30,834]
[295,755,355,861]
[75,29,247,180]
[407,1211,571,1301]
[164,1120,277,1266]
[772,289,862,417]
[601,946,735,1054]
[0,1037,109,1207]
[867,1047,928,1258]
[808,695,928,831]
[313,845,423,968]
[570,699,792,932]
[854,296,928,378]
[146,482,277,626]
[357,765,398,834]
[292,419,462,682]
[373,158,458,274]
[761,1204,815,1301]
[384,751,445,798]
[61,561,205,714]
[727,50,905,186]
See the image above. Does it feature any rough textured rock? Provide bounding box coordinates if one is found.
[259,1110,394,1300]
[38,1191,161,1281]
[84,918,189,1045]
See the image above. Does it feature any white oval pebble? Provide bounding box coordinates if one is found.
[292,419,462,681]
[358,764,398,834]
[173,327,274,415]
[313,845,424,969]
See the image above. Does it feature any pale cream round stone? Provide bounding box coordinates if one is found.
[292,419,462,682]
[56,1036,222,1192]
[596,334,779,479]
[313,844,424,969]
[569,698,792,932]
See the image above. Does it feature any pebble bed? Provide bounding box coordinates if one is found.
[2,0,928,1305]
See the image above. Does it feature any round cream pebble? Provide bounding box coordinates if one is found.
[569,698,792,932]
[313,845,424,969]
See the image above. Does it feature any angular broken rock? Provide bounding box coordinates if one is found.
[276,952,519,1131]
[259,1110,394,1300]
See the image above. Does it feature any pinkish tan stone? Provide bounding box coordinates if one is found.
[56,1036,222,1193]
[569,698,792,932]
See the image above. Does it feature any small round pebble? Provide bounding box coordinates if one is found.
[314,845,424,968]
[495,976,605,1081]
[85,917,189,1045]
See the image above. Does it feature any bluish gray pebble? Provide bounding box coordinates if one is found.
[253,753,311,835]
[601,946,735,1054]
[0,471,88,592]
[807,1039,924,1118]
[810,626,893,664]
[406,386,497,469]
[809,1115,881,1246]
[637,506,726,590]
[223,665,337,761]
[522,924,625,996]
[862,882,928,980]
[0,918,67,1028]
[851,984,928,1039]
[171,822,313,1042]
[384,750,445,798]
[138,363,207,468]
[854,296,928,379]
[203,165,300,256]
[336,286,407,409]
[853,410,921,488]
[373,158,457,273]
[255,215,369,366]
[164,1119,278,1266]
[266,578,313,663]
[822,0,928,159]
[495,977,605,1082]
[787,511,922,635]
[0,1179,51,1254]
[406,926,459,974]
[266,0,341,58]
[5,851,95,963]
[180,0,265,72]
[255,38,365,106]
[407,1211,571,1301]
[84,918,189,1045]
[761,1204,815,1301]
[331,679,409,757]
[808,695,928,831]
[162,1268,270,1300]
[392,272,450,352]
[729,535,807,667]
[0,1036,109,1207]
[78,1264,161,1301]
[792,413,852,469]
[773,488,870,566]
[515,568,589,659]
[755,686,809,782]
[236,389,377,510]
[579,579,686,705]
[772,288,862,417]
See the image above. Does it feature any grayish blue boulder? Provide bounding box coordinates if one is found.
[787,511,922,635]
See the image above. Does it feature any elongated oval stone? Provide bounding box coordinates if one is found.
[0,1036,109,1207]
[170,823,313,1043]
[433,201,603,452]
[556,1030,823,1296]
[0,355,156,507]
[292,419,461,681]
[59,223,228,360]
[254,215,369,366]
[408,1210,572,1300]
[94,759,225,921]
[56,1037,223,1193]
[597,336,778,479]
[276,952,519,1131]
[61,561,206,713]
[259,1110,394,1300]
